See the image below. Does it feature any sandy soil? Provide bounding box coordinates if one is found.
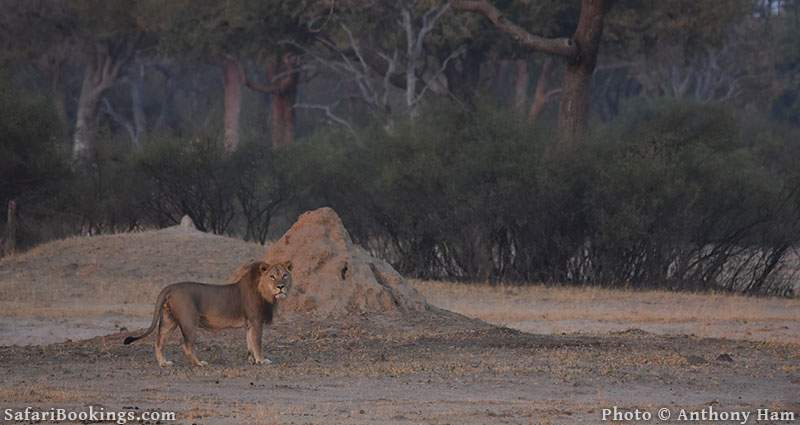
[1,312,798,425]
[1,229,798,424]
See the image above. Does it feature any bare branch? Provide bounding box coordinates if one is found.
[294,102,358,137]
[413,45,465,105]
[452,0,577,59]
[101,97,137,147]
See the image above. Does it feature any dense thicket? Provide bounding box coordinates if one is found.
[292,101,800,295]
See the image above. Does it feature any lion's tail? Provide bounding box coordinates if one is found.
[123,287,170,345]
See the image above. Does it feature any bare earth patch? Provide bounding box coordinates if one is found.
[0,219,798,424]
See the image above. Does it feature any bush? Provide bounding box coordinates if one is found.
[0,70,71,247]
[4,83,797,294]
[582,100,800,293]
[133,136,289,241]
[290,99,800,294]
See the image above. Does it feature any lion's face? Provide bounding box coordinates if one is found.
[257,261,293,302]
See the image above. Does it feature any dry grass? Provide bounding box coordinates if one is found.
[0,226,265,318]
[0,384,90,403]
[413,280,800,343]
[414,280,800,323]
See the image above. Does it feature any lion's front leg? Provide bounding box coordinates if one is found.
[246,322,271,365]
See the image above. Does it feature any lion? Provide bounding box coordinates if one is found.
[123,260,292,367]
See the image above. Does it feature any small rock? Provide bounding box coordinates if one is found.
[716,353,734,362]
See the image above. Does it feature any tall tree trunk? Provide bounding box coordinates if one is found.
[241,52,300,147]
[222,57,243,152]
[453,0,614,146]
[271,92,295,148]
[513,59,529,112]
[556,0,611,148]
[72,73,103,165]
[72,40,137,167]
[266,53,298,148]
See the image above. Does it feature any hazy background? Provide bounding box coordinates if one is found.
[1,0,799,294]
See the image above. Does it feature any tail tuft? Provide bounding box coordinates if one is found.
[123,336,136,345]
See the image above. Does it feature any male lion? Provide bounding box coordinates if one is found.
[123,260,292,367]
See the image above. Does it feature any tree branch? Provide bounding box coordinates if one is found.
[294,102,357,137]
[452,0,577,59]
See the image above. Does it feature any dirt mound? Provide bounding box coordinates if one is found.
[0,224,264,310]
[257,207,429,318]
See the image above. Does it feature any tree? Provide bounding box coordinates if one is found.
[0,1,76,140]
[289,0,467,130]
[72,37,140,164]
[139,0,319,150]
[453,0,615,147]
[240,50,301,148]
[63,0,147,167]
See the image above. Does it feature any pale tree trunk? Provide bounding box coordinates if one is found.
[400,3,450,119]
[72,40,137,167]
[222,57,243,152]
[130,58,146,150]
[513,59,529,112]
[402,6,420,118]
[73,75,103,164]
[454,0,614,147]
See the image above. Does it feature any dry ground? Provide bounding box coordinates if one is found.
[413,281,800,345]
[0,229,798,424]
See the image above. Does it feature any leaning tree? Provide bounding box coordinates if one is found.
[453,0,615,147]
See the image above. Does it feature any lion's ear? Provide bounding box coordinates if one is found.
[259,262,269,273]
[284,261,293,272]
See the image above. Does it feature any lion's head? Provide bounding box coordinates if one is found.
[254,261,293,303]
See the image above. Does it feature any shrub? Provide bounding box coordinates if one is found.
[291,99,800,294]
[0,70,71,248]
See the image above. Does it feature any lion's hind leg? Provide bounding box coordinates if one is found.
[155,308,177,367]
[177,319,207,367]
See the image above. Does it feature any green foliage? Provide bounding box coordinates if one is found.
[289,99,800,294]
[137,0,319,58]
[0,70,68,216]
